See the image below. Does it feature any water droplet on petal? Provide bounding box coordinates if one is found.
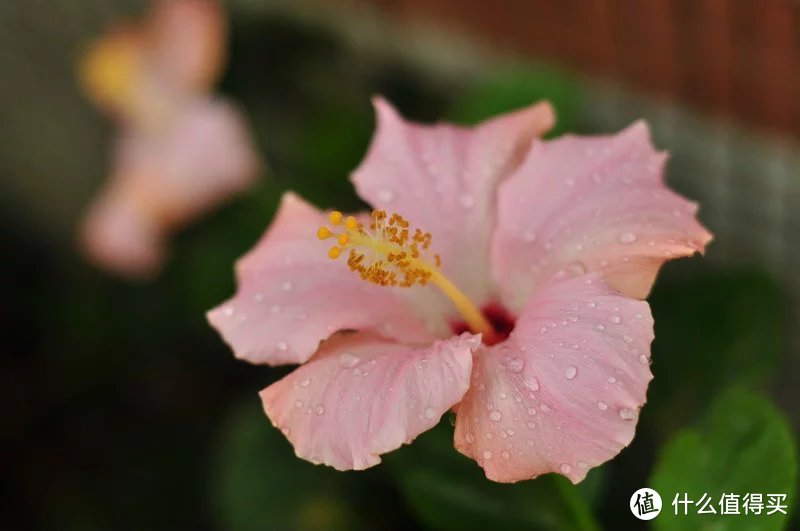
[597,401,608,410]
[505,357,525,373]
[339,352,360,368]
[564,366,578,380]
[483,450,493,460]
[501,451,510,459]
[623,334,634,344]
[577,461,588,469]
[276,341,288,351]
[222,306,234,317]
[489,410,502,422]
[560,463,572,474]
[315,405,325,415]
[607,377,617,384]
[610,315,622,324]
[523,376,540,391]
[638,354,649,365]
[619,232,637,244]
[299,378,310,388]
[424,407,436,419]
[619,408,635,420]
[596,324,605,331]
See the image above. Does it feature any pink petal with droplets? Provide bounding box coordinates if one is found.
[492,121,712,311]
[207,193,435,366]
[261,331,480,470]
[352,97,555,326]
[453,273,653,484]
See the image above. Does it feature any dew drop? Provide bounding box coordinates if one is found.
[506,428,515,437]
[526,407,537,416]
[483,450,493,460]
[300,378,311,388]
[338,352,360,368]
[623,334,634,343]
[222,306,234,317]
[276,341,288,351]
[619,408,635,420]
[607,377,617,384]
[424,407,436,419]
[596,324,605,331]
[564,366,578,380]
[597,401,608,411]
[638,354,649,365]
[560,463,572,474]
[523,376,540,391]
[489,410,502,422]
[619,232,637,244]
[505,357,525,373]
[577,461,588,470]
[501,451,510,459]
[315,405,325,415]
[610,315,622,324]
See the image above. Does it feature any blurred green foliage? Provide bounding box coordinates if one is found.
[651,389,797,531]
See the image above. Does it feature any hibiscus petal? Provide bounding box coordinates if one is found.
[453,273,653,484]
[207,193,435,366]
[492,121,712,311]
[352,97,555,324]
[148,0,226,93]
[261,332,480,470]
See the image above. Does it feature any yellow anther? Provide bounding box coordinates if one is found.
[314,208,494,337]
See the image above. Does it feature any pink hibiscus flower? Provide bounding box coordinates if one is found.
[208,98,711,483]
[79,0,259,278]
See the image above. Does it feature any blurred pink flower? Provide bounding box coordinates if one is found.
[207,98,712,483]
[79,0,259,278]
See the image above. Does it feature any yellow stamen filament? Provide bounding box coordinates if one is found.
[316,210,494,337]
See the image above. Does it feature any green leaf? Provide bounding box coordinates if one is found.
[448,64,584,136]
[385,422,601,531]
[650,389,797,531]
[645,265,786,435]
[212,400,362,531]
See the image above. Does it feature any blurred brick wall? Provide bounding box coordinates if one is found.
[363,0,799,136]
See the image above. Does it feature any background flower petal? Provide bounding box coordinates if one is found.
[351,97,554,325]
[454,273,653,484]
[207,193,435,366]
[491,121,712,312]
[261,331,479,470]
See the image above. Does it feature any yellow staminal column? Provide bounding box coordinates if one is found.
[317,210,495,339]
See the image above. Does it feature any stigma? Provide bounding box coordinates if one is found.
[317,210,441,288]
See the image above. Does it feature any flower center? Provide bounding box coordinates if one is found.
[317,209,497,340]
